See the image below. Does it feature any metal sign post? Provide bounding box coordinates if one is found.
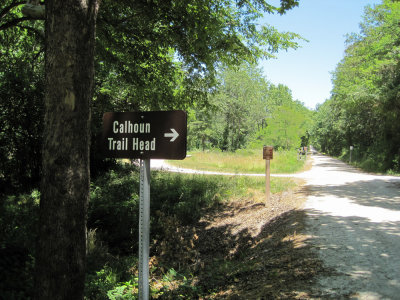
[350,145,354,163]
[138,159,150,300]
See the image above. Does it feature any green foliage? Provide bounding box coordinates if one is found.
[188,64,313,151]
[312,0,400,172]
[247,83,313,150]
[250,104,312,150]
[89,164,140,255]
[86,164,242,299]
[311,99,345,156]
[0,23,45,192]
[208,63,269,151]
[0,190,40,299]
[188,64,313,152]
[0,160,300,298]
[85,263,139,300]
[150,172,226,226]
[93,0,303,113]
[0,0,303,191]
[85,263,198,300]
[88,163,228,254]
[86,266,121,299]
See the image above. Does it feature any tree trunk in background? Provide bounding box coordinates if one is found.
[35,0,98,298]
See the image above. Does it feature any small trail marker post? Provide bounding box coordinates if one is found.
[101,110,187,300]
[350,146,354,163]
[263,146,273,206]
[304,146,308,160]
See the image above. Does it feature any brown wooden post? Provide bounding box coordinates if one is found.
[265,159,270,204]
[304,146,308,160]
[263,146,273,206]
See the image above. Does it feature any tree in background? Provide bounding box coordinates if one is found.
[187,106,216,151]
[0,25,44,192]
[93,0,303,110]
[258,104,311,149]
[312,0,400,172]
[250,84,313,150]
[311,99,344,155]
[210,64,268,151]
[188,64,313,151]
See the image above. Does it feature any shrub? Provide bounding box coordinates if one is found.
[0,190,40,299]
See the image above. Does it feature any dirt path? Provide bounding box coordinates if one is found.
[303,154,400,299]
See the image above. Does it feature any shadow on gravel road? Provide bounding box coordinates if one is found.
[308,178,400,211]
[313,162,362,174]
[305,209,400,299]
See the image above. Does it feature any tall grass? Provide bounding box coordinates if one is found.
[168,148,305,174]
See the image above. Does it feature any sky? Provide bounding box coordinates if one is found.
[259,0,382,110]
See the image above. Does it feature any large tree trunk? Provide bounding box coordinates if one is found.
[35,1,99,299]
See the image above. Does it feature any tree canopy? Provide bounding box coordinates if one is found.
[312,0,400,172]
[188,64,313,151]
[1,0,304,191]
[94,0,303,111]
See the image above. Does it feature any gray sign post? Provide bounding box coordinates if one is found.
[138,159,150,299]
[350,145,354,163]
[101,110,187,300]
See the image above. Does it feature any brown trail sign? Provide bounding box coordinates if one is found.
[101,110,187,160]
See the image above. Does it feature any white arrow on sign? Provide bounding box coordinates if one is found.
[164,128,179,142]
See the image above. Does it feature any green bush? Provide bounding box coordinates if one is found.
[0,190,40,299]
[150,172,225,225]
[88,164,225,255]
[88,164,140,255]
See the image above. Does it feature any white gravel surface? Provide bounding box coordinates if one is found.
[302,154,400,299]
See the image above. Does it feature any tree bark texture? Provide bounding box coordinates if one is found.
[35,1,99,299]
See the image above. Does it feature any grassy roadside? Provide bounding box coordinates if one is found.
[167,149,306,174]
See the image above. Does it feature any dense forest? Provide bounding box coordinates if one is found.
[311,0,400,173]
[188,63,313,152]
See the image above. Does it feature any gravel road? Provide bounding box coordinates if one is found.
[303,154,400,299]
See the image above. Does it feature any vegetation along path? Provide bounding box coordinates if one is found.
[154,154,400,298]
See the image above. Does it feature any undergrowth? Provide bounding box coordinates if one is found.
[0,162,299,299]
